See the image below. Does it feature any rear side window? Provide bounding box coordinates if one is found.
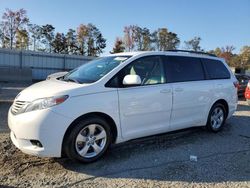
[164,56,205,82]
[202,58,230,79]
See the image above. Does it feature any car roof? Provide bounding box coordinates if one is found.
[107,51,223,61]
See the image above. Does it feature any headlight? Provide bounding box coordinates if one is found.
[24,95,69,113]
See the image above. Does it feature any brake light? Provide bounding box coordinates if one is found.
[245,81,250,99]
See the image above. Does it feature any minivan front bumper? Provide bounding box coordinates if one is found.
[8,107,73,157]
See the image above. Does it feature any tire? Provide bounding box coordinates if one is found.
[63,116,112,163]
[206,103,226,133]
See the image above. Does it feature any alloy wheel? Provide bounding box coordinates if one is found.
[210,107,224,129]
[75,124,107,158]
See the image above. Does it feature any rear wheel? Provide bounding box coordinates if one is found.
[63,117,112,163]
[206,103,226,132]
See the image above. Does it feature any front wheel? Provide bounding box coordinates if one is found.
[63,117,112,163]
[206,103,226,132]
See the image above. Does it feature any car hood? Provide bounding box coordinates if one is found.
[15,79,87,102]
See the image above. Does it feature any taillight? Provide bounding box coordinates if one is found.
[245,81,250,99]
[233,81,239,90]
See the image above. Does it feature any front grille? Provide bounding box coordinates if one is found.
[11,100,28,115]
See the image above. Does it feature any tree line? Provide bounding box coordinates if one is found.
[0,8,249,68]
[112,28,250,69]
[0,8,106,56]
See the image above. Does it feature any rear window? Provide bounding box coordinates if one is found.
[164,56,205,82]
[202,58,230,79]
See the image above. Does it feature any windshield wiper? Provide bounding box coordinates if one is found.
[64,78,80,84]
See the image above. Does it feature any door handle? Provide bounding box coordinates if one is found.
[175,88,183,92]
[160,89,171,93]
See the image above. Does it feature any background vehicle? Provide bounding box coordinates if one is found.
[245,81,250,105]
[8,50,238,163]
[235,74,250,97]
[46,72,68,80]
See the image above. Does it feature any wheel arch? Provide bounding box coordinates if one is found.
[61,112,118,156]
[210,99,229,118]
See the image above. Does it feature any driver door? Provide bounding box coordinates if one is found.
[116,56,173,140]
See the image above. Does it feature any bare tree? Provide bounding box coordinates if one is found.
[28,24,42,51]
[123,26,134,51]
[40,24,55,52]
[184,36,203,51]
[1,8,29,49]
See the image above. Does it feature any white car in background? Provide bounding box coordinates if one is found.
[8,50,238,163]
[46,71,68,80]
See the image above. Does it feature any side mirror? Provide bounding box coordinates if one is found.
[123,75,142,86]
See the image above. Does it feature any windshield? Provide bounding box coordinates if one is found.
[61,56,131,84]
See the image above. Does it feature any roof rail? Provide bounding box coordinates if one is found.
[166,50,217,57]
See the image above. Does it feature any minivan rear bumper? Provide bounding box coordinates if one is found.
[227,96,238,119]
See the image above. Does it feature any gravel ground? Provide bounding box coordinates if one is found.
[0,83,249,187]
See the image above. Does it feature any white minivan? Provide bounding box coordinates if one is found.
[8,51,238,163]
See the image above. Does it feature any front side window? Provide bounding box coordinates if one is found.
[107,56,166,87]
[62,56,131,84]
[202,58,230,79]
[164,56,205,82]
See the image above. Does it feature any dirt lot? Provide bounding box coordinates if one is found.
[0,83,250,187]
